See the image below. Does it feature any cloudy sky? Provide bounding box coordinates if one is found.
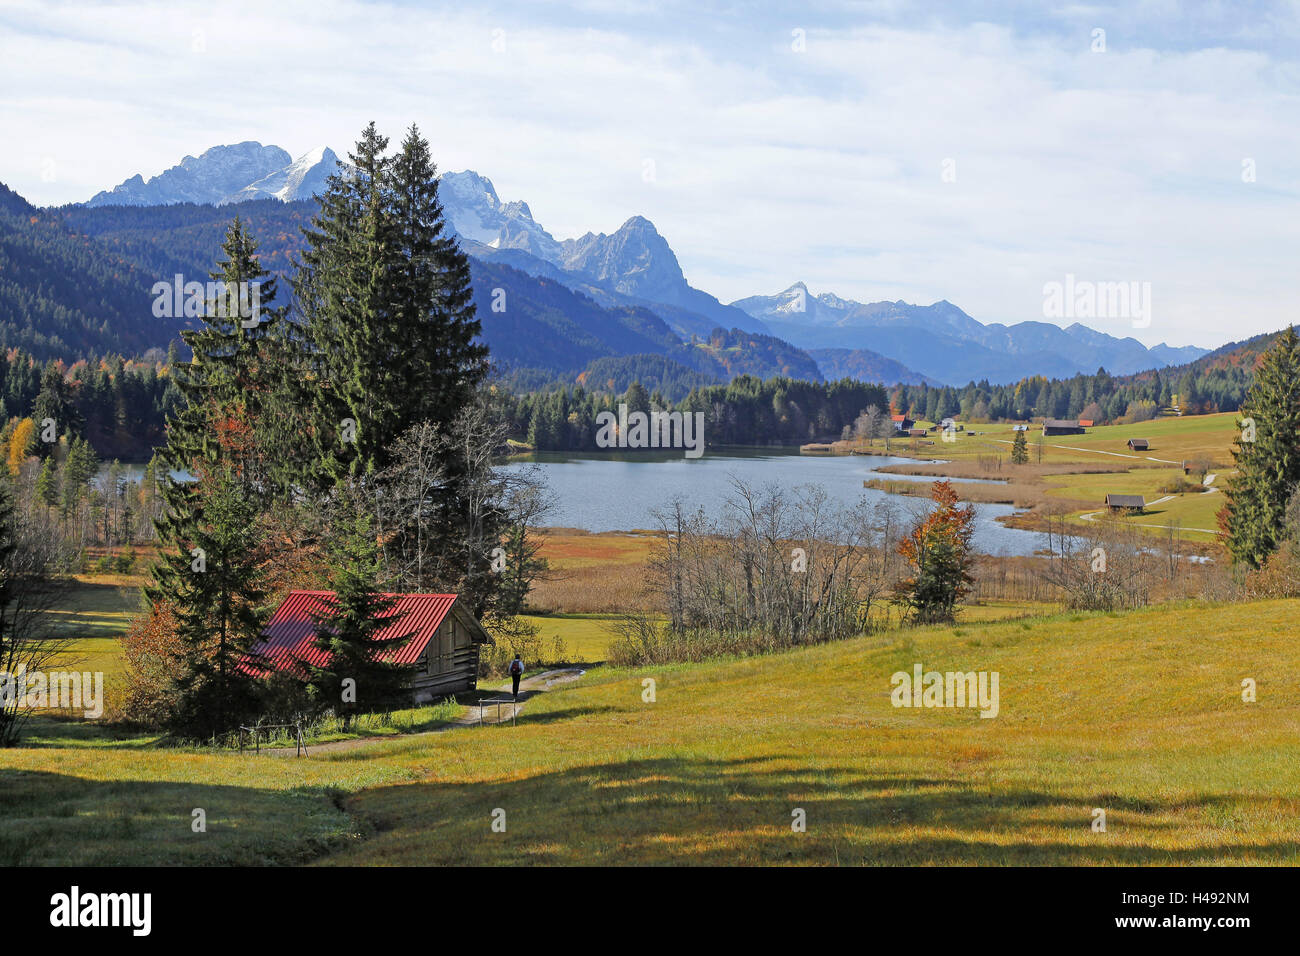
[3,0,1298,349]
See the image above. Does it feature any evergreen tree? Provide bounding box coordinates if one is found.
[146,219,289,734]
[31,364,82,457]
[1224,325,1300,567]
[60,436,97,517]
[297,122,402,482]
[160,217,290,495]
[390,124,488,428]
[307,490,416,725]
[894,481,976,624]
[159,465,268,737]
[35,457,58,510]
[296,122,486,482]
[1010,430,1029,464]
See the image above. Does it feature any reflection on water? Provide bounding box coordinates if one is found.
[107,447,1050,556]
[500,447,1048,556]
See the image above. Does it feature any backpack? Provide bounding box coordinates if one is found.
[510,659,522,676]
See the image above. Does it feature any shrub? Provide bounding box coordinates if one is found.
[478,614,544,677]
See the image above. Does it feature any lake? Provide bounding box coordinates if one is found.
[104,447,1051,555]
[500,448,1050,556]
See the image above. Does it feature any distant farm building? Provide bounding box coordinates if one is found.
[891,414,915,432]
[1127,438,1149,450]
[244,590,492,703]
[1042,419,1085,436]
[907,428,927,438]
[1105,494,1145,513]
[1077,419,1095,428]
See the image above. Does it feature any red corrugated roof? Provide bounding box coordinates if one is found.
[242,589,458,677]
[891,414,907,421]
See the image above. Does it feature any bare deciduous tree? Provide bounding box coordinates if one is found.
[1,483,74,746]
[612,479,903,664]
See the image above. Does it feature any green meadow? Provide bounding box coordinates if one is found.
[4,598,1297,865]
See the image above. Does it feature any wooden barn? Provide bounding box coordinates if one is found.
[1127,438,1149,450]
[1105,493,1145,513]
[245,590,493,703]
[1042,418,1085,436]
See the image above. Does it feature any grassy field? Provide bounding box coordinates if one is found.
[4,597,1297,865]
[857,411,1238,467]
[526,530,657,613]
[856,412,1239,543]
[40,576,141,684]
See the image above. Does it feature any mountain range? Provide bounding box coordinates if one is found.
[87,142,340,207]
[733,283,1207,385]
[45,142,1209,388]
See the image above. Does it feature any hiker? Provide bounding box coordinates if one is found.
[509,654,524,700]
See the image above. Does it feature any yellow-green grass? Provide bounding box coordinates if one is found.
[520,605,1036,667]
[1042,467,1227,539]
[35,577,138,693]
[952,600,1044,623]
[1017,412,1238,466]
[43,576,141,639]
[873,412,1239,468]
[874,414,1240,542]
[4,598,1298,865]
[521,613,621,664]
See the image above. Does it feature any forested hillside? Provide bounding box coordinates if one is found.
[0,185,187,359]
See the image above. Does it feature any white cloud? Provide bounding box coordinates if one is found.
[1,0,1297,347]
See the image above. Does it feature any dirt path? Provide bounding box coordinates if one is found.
[259,668,585,757]
[1077,501,1218,534]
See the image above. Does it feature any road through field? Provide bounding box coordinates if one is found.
[990,437,1181,465]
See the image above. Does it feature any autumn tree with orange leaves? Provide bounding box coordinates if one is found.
[894,480,976,624]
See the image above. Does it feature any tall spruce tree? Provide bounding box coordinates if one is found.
[164,465,268,737]
[35,457,57,510]
[147,219,286,734]
[307,489,416,725]
[60,436,97,517]
[158,217,289,492]
[31,365,82,457]
[1224,325,1300,567]
[296,122,402,482]
[296,122,487,482]
[391,125,488,425]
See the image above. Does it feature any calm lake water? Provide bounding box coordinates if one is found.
[500,448,1049,556]
[107,448,1050,556]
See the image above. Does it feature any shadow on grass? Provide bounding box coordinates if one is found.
[0,769,358,866]
[332,754,1300,866]
[14,714,165,750]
